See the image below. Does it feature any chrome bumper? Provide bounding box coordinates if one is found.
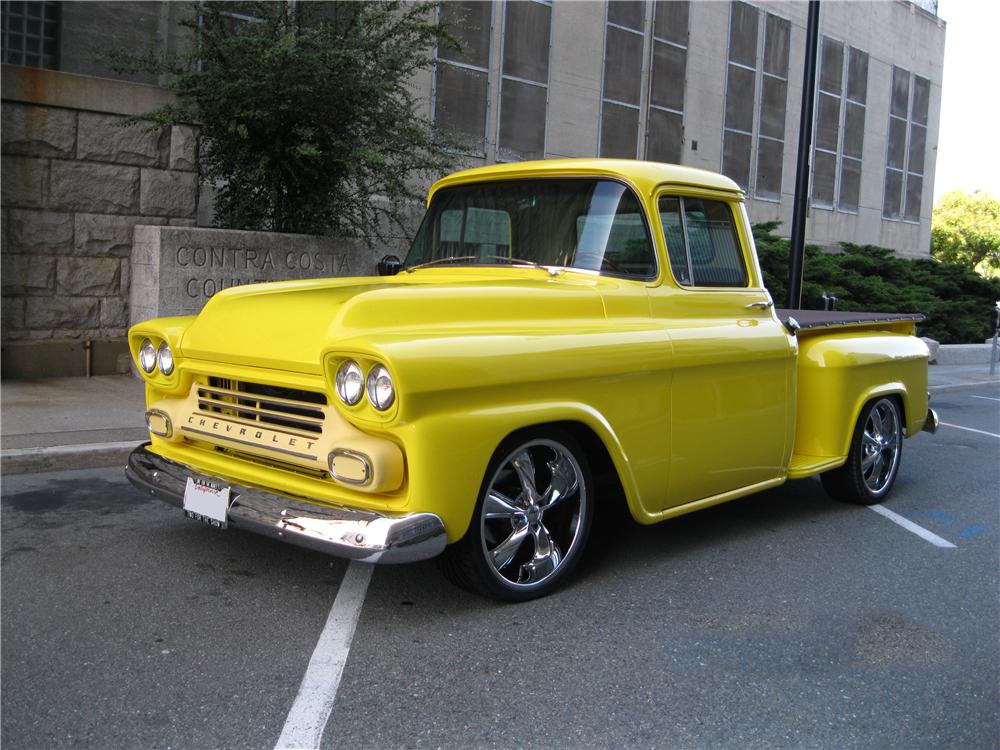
[125,444,447,564]
[922,407,939,434]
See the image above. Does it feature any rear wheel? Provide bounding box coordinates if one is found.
[441,429,593,601]
[821,397,903,505]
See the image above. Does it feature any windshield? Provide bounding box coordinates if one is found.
[404,179,658,278]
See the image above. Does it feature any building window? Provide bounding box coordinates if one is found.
[497,0,552,161]
[599,1,646,158]
[646,0,689,164]
[883,66,930,222]
[434,1,493,153]
[721,2,790,200]
[599,1,690,163]
[812,40,869,213]
[2,1,59,69]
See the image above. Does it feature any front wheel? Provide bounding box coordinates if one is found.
[821,397,903,505]
[441,429,593,601]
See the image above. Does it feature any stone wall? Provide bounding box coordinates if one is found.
[1,64,197,377]
[130,226,383,326]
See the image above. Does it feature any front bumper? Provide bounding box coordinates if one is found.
[125,444,447,564]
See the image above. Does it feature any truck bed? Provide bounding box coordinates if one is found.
[775,309,924,332]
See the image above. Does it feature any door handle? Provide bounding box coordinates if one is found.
[745,300,774,309]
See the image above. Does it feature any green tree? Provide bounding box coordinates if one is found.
[931,190,1000,277]
[111,1,455,242]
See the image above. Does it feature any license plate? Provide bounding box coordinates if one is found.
[183,477,231,529]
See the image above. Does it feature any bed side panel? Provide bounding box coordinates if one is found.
[793,332,930,462]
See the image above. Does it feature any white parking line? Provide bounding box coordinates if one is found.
[969,395,1000,402]
[275,561,373,750]
[869,505,956,548]
[939,421,1000,439]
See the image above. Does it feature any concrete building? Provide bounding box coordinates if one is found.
[420,0,945,257]
[1,0,946,377]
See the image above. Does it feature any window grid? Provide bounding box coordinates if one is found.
[496,0,553,162]
[753,14,789,201]
[599,1,690,163]
[432,2,494,156]
[811,40,868,215]
[2,1,59,69]
[721,3,790,202]
[598,3,647,159]
[882,67,928,223]
[838,48,868,214]
[644,1,690,164]
[649,34,689,119]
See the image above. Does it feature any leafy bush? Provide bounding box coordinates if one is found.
[753,222,1000,344]
[111,1,455,243]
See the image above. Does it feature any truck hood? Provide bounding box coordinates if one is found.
[179,270,611,374]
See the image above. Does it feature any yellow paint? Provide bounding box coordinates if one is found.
[129,160,931,543]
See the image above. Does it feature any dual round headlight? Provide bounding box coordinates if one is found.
[138,338,174,376]
[336,360,395,410]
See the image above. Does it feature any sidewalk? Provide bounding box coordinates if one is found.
[2,375,147,474]
[1,364,998,475]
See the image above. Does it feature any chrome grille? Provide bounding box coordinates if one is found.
[198,378,326,434]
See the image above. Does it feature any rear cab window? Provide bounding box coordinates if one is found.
[658,196,749,288]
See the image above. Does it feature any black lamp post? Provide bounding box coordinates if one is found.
[786,0,821,310]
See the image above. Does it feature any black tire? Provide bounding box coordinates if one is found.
[821,396,903,505]
[440,427,594,602]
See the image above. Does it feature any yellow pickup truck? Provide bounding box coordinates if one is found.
[126,159,938,601]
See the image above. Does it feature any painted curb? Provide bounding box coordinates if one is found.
[1,441,141,475]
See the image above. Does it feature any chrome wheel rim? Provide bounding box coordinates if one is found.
[861,399,901,495]
[480,439,586,590]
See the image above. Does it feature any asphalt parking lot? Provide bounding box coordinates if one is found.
[2,385,998,750]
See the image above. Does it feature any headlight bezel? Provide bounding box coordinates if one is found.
[328,355,399,416]
[335,360,365,406]
[366,364,395,411]
[156,342,174,375]
[138,338,157,373]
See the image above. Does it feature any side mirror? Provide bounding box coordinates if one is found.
[377,255,402,276]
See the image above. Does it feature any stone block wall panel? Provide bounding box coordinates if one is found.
[57,257,121,296]
[100,298,129,328]
[49,160,140,214]
[1,254,56,295]
[1,67,203,377]
[25,297,101,329]
[8,210,74,254]
[1,156,48,208]
[140,169,198,218]
[1,103,77,157]
[75,213,166,257]
[1,297,25,338]
[169,125,198,170]
[77,112,169,167]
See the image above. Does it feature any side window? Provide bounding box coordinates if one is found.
[658,197,748,287]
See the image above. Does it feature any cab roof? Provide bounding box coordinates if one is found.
[427,158,743,204]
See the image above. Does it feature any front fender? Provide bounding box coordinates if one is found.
[398,399,649,543]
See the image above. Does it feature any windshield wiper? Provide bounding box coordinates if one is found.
[402,256,479,273]
[482,255,561,276]
[404,255,560,276]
